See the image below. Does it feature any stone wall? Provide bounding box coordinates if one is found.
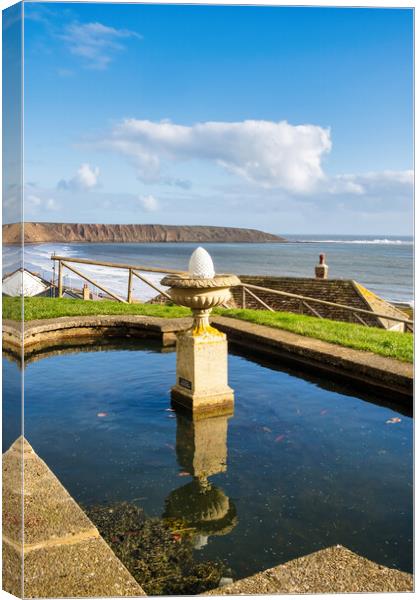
[149,276,410,330]
[231,276,380,326]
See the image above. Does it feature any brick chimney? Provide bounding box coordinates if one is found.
[315,253,328,279]
[82,284,90,300]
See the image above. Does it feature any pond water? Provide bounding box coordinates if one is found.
[2,342,413,580]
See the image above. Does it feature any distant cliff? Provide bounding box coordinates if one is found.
[2,223,287,244]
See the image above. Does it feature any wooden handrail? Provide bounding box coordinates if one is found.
[51,255,413,326]
[61,261,127,303]
[240,283,413,326]
[132,270,172,301]
[52,255,185,275]
[243,286,274,312]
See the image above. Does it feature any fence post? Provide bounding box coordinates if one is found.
[58,260,63,298]
[127,269,133,303]
[242,286,246,309]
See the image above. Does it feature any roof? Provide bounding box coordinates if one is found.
[2,268,51,297]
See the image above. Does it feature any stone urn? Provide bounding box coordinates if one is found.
[160,248,240,415]
[161,247,240,336]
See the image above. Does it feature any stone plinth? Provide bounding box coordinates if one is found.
[171,329,234,416]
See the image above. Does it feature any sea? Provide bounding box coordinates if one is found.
[2,234,414,305]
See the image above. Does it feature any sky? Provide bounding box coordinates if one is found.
[3,1,414,234]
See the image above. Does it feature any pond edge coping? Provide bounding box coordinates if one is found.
[203,544,413,594]
[2,436,146,598]
[2,314,413,402]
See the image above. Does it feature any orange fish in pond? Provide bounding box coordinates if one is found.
[386,417,402,424]
[97,412,108,418]
[178,471,190,477]
[275,435,285,443]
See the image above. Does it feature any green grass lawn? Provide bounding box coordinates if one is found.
[2,297,413,363]
[3,296,190,321]
[215,308,413,363]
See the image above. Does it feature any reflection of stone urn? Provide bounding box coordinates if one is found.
[163,409,237,549]
[161,248,240,337]
[164,477,238,549]
[161,248,240,415]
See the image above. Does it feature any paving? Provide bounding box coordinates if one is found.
[2,437,145,598]
[204,545,413,595]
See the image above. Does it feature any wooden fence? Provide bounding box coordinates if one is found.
[51,255,184,304]
[51,255,413,332]
[240,284,413,332]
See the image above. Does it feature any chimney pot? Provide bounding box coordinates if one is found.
[315,253,328,279]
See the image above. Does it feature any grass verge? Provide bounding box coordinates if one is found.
[3,296,189,321]
[2,297,413,363]
[214,308,413,363]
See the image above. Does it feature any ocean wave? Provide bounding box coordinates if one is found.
[3,242,413,306]
[7,244,166,302]
[299,239,413,245]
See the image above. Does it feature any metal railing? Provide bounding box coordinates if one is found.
[51,255,413,332]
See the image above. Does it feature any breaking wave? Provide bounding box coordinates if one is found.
[300,239,413,245]
[4,243,166,302]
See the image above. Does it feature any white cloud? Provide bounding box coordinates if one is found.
[46,198,58,210]
[327,169,414,196]
[58,163,100,191]
[27,194,41,207]
[26,194,58,212]
[99,118,332,193]
[59,21,142,70]
[139,194,159,212]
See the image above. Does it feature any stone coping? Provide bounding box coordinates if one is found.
[212,315,413,401]
[204,545,413,594]
[3,315,192,351]
[3,313,412,401]
[2,437,145,598]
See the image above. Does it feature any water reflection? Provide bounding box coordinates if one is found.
[164,411,237,548]
[2,337,173,368]
[4,334,410,417]
[1,342,412,576]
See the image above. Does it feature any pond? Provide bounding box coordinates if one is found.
[2,340,413,589]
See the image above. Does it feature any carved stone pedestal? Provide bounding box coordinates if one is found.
[171,329,234,417]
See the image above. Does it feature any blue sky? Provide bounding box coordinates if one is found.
[5,1,414,233]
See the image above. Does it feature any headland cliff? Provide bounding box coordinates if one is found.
[2,223,287,244]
